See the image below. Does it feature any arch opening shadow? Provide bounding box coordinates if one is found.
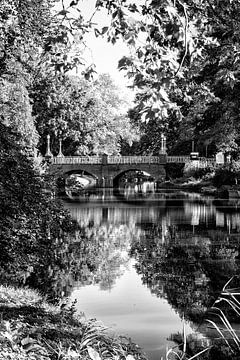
[113,169,156,201]
[113,169,156,187]
[64,169,98,179]
[57,170,98,197]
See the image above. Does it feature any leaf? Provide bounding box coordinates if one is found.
[128,4,138,12]
[67,349,80,358]
[70,0,78,6]
[2,331,13,342]
[126,355,135,360]
[159,88,169,102]
[21,336,36,346]
[87,346,101,360]
[57,9,69,16]
[118,56,133,69]
[166,5,178,20]
[94,28,101,37]
[101,26,108,35]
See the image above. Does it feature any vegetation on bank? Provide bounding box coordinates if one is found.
[0,285,146,360]
[165,160,240,194]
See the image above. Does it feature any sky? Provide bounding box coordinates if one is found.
[80,1,130,87]
[56,0,135,100]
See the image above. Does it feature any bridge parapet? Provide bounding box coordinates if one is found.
[167,156,215,166]
[51,155,215,166]
[52,155,166,165]
[167,156,191,163]
[108,156,164,164]
[52,156,102,164]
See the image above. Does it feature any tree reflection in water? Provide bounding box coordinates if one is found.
[66,194,240,315]
[6,190,240,358]
[36,195,240,312]
[128,197,240,358]
[131,224,240,322]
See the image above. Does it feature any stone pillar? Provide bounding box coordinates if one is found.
[190,140,199,163]
[57,138,64,157]
[215,152,224,165]
[226,154,231,163]
[102,177,105,188]
[45,134,53,158]
[101,154,108,187]
[159,134,167,154]
[109,176,113,187]
[102,153,108,165]
[192,140,195,152]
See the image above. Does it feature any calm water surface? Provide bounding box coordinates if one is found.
[63,189,240,359]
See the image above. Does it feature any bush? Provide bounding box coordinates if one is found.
[212,166,239,187]
[166,163,185,179]
[183,161,215,180]
[0,123,77,298]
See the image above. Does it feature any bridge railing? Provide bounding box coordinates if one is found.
[167,156,190,163]
[167,156,216,166]
[51,155,216,166]
[108,156,161,164]
[198,157,216,166]
[51,155,163,165]
[52,156,102,164]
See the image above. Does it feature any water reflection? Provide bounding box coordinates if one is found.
[64,190,240,359]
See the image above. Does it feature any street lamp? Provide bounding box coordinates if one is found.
[160,133,167,154]
[45,134,53,158]
[57,137,64,157]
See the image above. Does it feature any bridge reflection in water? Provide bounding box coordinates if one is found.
[65,191,240,360]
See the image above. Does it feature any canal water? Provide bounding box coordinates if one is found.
[63,189,240,359]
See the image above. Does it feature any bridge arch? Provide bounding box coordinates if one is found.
[54,169,99,195]
[112,168,155,185]
[110,163,165,185]
[63,169,98,179]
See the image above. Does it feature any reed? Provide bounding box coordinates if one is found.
[165,276,240,360]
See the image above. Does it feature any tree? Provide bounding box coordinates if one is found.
[0,123,77,291]
[86,0,240,155]
[0,0,97,151]
[33,73,138,156]
[183,0,240,155]
[0,76,39,149]
[92,1,212,117]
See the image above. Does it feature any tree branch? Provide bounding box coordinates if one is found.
[175,0,188,76]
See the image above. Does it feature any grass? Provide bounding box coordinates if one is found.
[0,285,147,360]
[166,276,240,360]
[206,276,240,353]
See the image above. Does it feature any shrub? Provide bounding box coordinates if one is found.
[183,161,215,180]
[212,165,240,187]
[0,123,77,298]
[166,163,185,179]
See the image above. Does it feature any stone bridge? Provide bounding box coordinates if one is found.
[48,154,215,187]
[49,154,167,187]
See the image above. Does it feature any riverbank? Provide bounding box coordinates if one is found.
[160,178,240,197]
[0,285,147,360]
[159,179,217,194]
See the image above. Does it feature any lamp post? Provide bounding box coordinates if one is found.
[192,140,195,153]
[160,134,167,154]
[163,134,166,153]
[45,134,53,158]
[57,137,64,157]
[190,139,199,161]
